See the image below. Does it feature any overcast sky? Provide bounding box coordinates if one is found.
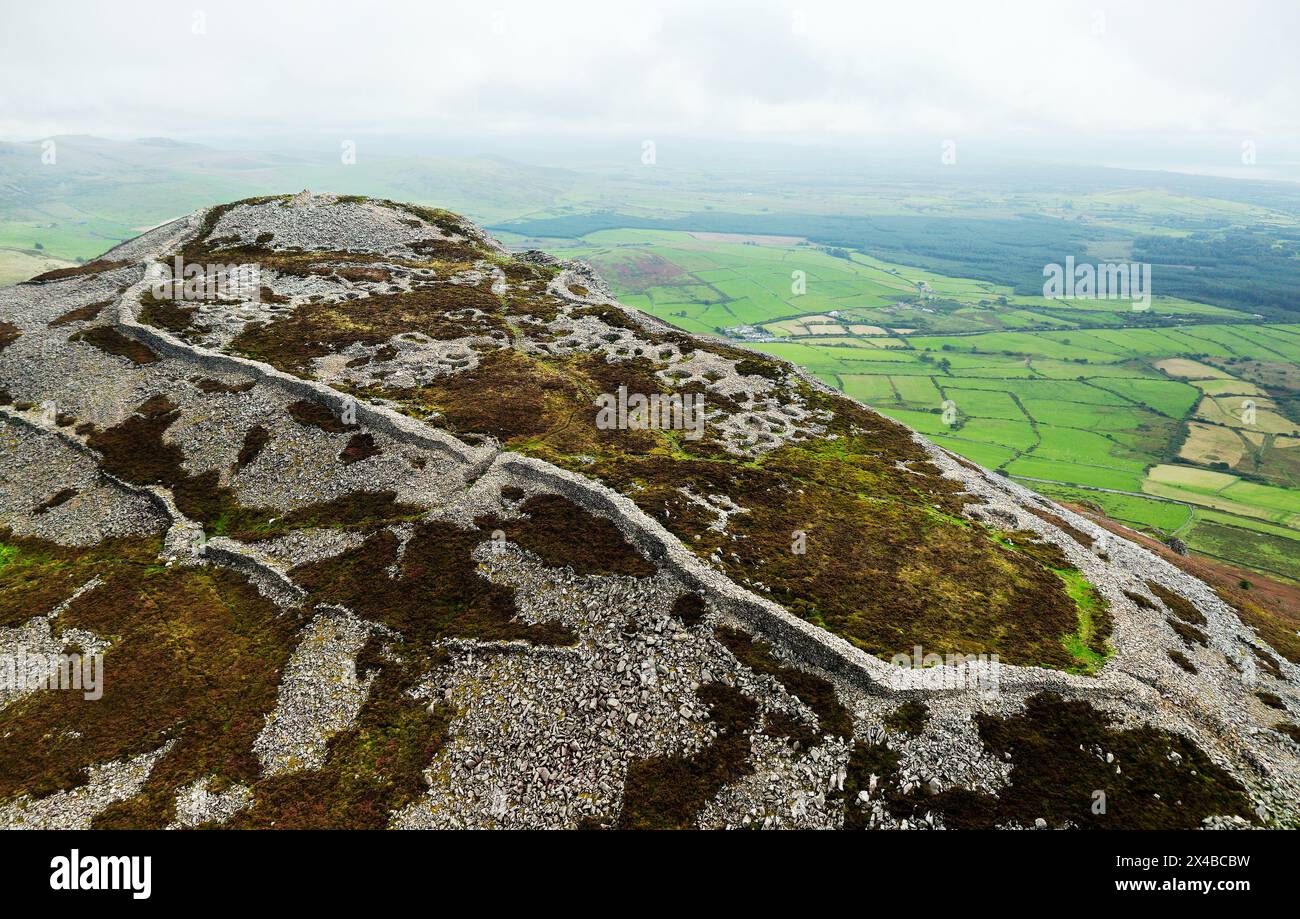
[3,0,1298,163]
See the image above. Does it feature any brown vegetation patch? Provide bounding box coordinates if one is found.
[1168,649,1197,673]
[1066,505,1300,666]
[72,326,159,365]
[0,535,297,820]
[0,322,21,352]
[87,396,417,540]
[1148,582,1207,626]
[715,626,851,741]
[339,432,380,465]
[843,692,1250,830]
[33,488,78,515]
[48,300,111,328]
[25,259,132,284]
[287,398,355,433]
[1257,690,1285,710]
[1167,616,1207,647]
[230,424,268,471]
[231,282,507,377]
[195,378,255,395]
[1024,506,1095,548]
[671,593,707,627]
[480,494,656,578]
[618,682,758,829]
[291,521,574,646]
[226,645,454,829]
[884,700,930,737]
[138,292,197,334]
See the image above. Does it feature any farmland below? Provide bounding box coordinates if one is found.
[495,226,1300,581]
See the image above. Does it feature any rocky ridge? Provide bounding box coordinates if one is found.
[0,193,1295,829]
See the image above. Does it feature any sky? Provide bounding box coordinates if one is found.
[3,0,1299,172]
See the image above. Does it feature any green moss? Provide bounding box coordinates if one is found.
[1055,567,1112,673]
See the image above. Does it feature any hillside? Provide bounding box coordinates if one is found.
[0,193,1296,829]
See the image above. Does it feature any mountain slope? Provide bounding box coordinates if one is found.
[0,193,1295,829]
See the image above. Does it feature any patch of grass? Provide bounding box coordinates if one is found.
[232,283,507,377]
[1055,567,1113,673]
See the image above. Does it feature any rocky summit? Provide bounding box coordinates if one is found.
[0,192,1295,829]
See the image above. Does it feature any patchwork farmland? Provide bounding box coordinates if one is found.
[500,228,1300,581]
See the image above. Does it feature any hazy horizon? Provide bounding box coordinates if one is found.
[4,0,1300,180]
